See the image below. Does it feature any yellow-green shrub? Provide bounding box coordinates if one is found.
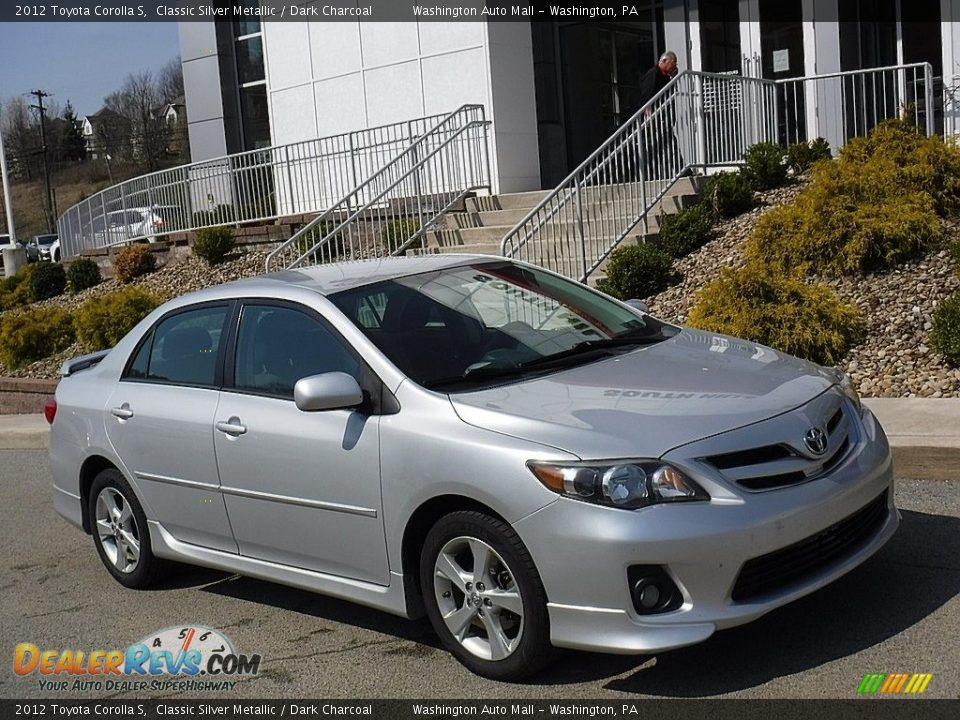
[0,307,76,368]
[74,288,160,351]
[0,265,36,310]
[747,183,940,276]
[113,244,156,283]
[687,264,864,365]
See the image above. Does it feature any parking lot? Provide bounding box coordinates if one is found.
[1,448,958,700]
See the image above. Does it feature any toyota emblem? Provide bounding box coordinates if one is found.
[803,427,829,456]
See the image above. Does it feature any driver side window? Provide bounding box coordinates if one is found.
[233,304,361,398]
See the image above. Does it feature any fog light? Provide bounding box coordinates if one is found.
[628,565,682,615]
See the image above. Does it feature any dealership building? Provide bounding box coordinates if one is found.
[178,1,959,195]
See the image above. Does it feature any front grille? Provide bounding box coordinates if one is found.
[706,444,792,470]
[737,435,852,490]
[731,491,889,602]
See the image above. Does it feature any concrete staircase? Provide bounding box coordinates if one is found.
[417,178,702,284]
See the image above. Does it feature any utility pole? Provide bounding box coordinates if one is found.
[0,104,16,245]
[29,89,55,234]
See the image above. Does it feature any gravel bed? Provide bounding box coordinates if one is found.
[646,183,960,398]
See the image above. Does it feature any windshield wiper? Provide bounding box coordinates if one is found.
[516,333,670,370]
[423,364,540,390]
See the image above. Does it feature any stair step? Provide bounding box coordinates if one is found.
[429,216,664,247]
[466,177,702,213]
[445,192,695,229]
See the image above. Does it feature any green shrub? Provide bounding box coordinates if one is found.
[193,226,236,265]
[0,307,76,368]
[931,292,960,365]
[787,137,832,175]
[746,180,940,277]
[66,258,102,293]
[113,244,156,284]
[595,243,674,300]
[74,288,161,351]
[742,142,788,191]
[704,171,754,218]
[687,264,864,365]
[657,203,715,257]
[0,265,36,310]
[380,218,422,253]
[30,261,67,301]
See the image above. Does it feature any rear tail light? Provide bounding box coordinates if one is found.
[44,398,57,425]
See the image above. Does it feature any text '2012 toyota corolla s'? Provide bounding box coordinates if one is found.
[49,255,898,680]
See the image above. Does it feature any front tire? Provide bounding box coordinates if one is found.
[420,511,553,680]
[89,468,162,588]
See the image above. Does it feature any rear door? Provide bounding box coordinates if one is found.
[212,300,389,584]
[104,301,237,553]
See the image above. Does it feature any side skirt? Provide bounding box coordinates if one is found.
[147,520,413,618]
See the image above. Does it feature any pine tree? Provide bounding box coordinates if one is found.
[61,101,86,162]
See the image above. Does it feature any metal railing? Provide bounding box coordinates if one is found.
[501,63,936,283]
[775,63,935,147]
[265,105,490,272]
[56,110,456,258]
[500,71,777,281]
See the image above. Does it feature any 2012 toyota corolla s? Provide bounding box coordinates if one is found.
[49,254,898,680]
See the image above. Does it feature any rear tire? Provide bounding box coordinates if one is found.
[420,511,553,680]
[89,468,163,588]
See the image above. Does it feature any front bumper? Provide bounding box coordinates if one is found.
[513,406,897,654]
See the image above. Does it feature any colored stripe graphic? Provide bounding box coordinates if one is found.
[858,673,932,695]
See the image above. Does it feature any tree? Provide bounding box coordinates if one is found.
[61,102,86,162]
[158,58,184,103]
[105,71,170,171]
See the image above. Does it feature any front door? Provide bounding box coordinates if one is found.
[104,302,237,553]
[212,301,388,585]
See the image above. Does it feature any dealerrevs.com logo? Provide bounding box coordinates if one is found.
[857,673,934,696]
[13,626,261,693]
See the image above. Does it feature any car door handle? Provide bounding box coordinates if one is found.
[110,406,134,420]
[215,419,247,436]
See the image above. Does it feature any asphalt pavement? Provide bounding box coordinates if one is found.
[1,449,958,700]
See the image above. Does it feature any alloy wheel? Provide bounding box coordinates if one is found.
[432,536,524,661]
[94,487,141,574]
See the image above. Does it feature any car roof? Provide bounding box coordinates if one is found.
[210,254,503,298]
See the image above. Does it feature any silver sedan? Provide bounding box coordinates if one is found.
[49,255,898,680]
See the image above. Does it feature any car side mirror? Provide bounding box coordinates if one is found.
[625,299,649,314]
[294,372,364,412]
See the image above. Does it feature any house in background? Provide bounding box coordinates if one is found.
[178,0,955,195]
[81,108,131,161]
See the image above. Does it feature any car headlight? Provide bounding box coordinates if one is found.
[529,460,710,509]
[839,373,863,414]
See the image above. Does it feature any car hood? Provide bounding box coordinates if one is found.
[449,329,836,459]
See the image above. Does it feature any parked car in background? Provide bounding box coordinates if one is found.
[48,255,898,680]
[40,237,61,263]
[97,206,181,245]
[26,234,59,263]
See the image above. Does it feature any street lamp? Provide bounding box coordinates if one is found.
[0,103,27,275]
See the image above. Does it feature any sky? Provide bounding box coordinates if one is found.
[0,22,180,118]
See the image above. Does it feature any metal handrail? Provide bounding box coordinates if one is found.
[501,63,937,283]
[265,105,490,272]
[56,109,456,257]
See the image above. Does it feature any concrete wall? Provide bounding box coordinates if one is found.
[261,15,540,194]
[179,23,231,162]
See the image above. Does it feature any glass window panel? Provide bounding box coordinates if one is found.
[235,36,265,84]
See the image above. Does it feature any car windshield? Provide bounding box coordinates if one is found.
[35,236,56,246]
[330,260,676,391]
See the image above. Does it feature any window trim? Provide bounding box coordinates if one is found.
[221,298,395,415]
[120,300,237,391]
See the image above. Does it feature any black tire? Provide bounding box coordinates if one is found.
[420,511,554,680]
[88,468,163,588]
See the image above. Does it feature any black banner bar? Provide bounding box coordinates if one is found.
[0,1,947,23]
[2,700,960,720]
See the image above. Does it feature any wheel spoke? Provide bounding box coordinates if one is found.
[481,612,511,661]
[442,603,476,641]
[469,539,492,585]
[485,589,523,616]
[95,518,113,538]
[119,501,133,524]
[119,530,140,563]
[113,538,129,571]
[435,551,469,592]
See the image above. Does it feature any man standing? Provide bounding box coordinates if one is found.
[637,51,685,179]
